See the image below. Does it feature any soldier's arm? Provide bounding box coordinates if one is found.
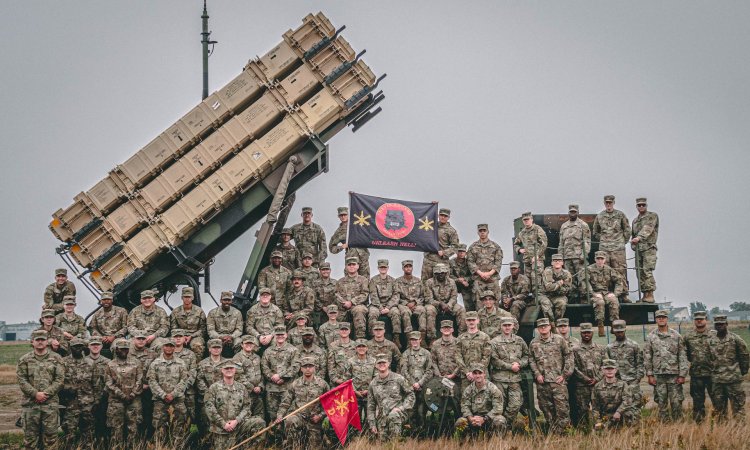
[235,385,251,424]
[390,342,402,368]
[447,281,458,308]
[444,228,459,259]
[611,269,624,296]
[173,364,191,398]
[16,360,36,398]
[583,223,591,256]
[206,313,220,339]
[480,336,492,369]
[317,226,328,262]
[115,310,129,337]
[245,310,258,336]
[231,310,243,338]
[194,311,207,339]
[460,386,472,417]
[127,310,138,337]
[643,338,654,376]
[276,386,293,419]
[350,280,369,306]
[423,282,437,308]
[147,365,166,399]
[397,353,408,378]
[537,226,548,254]
[616,384,634,415]
[492,245,503,273]
[466,247,479,274]
[133,363,144,396]
[398,377,416,411]
[105,364,125,399]
[513,234,522,255]
[366,382,377,428]
[156,310,170,338]
[519,340,530,369]
[329,227,343,254]
[677,334,689,378]
[572,350,589,382]
[635,344,646,381]
[489,383,505,418]
[736,335,750,375]
[169,313,179,332]
[203,386,223,427]
[591,388,602,423]
[542,271,557,292]
[455,340,468,374]
[635,215,657,241]
[562,339,574,379]
[593,217,601,241]
[621,213,632,244]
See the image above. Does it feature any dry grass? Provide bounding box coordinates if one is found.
[0,366,17,386]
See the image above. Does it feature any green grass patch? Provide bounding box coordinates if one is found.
[0,343,31,366]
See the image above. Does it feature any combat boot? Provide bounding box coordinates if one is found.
[597,321,605,337]
[641,291,655,303]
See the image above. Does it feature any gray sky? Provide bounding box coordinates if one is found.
[1,1,749,323]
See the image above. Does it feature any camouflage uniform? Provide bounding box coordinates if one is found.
[585,260,624,324]
[17,343,65,449]
[396,274,436,339]
[105,346,144,442]
[466,238,503,306]
[425,273,467,334]
[233,345,265,418]
[55,312,86,339]
[313,275,337,319]
[174,346,198,423]
[368,337,402,371]
[86,352,110,438]
[573,338,606,425]
[489,332,529,423]
[60,351,96,434]
[317,317,340,349]
[606,334,645,410]
[127,305,169,347]
[296,339,328,381]
[538,265,573,321]
[399,338,438,428]
[330,221,371,277]
[529,332,573,433]
[430,334,461,383]
[43,280,76,314]
[346,354,377,393]
[559,215,591,298]
[367,370,415,440]
[631,206,659,294]
[261,340,300,419]
[478,305,512,339]
[421,219,459,280]
[89,305,128,343]
[245,302,283,340]
[299,265,321,285]
[290,221,327,266]
[328,338,357,384]
[644,327,688,421]
[708,326,749,419]
[206,305,244,350]
[456,378,506,436]
[456,329,492,399]
[282,284,316,326]
[276,240,300,271]
[204,378,265,449]
[500,272,531,320]
[450,253,474,311]
[170,305,207,357]
[148,355,190,432]
[37,323,69,356]
[592,378,636,426]
[593,203,630,287]
[287,325,309,351]
[278,374,329,448]
[683,327,715,421]
[196,354,226,428]
[257,264,292,305]
[335,272,370,339]
[369,273,407,335]
[129,344,157,433]
[513,221,547,290]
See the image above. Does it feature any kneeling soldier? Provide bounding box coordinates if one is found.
[368,354,415,441]
[398,331,438,432]
[275,357,329,448]
[592,359,636,429]
[455,364,506,437]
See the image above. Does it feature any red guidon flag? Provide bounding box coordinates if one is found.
[320,379,361,445]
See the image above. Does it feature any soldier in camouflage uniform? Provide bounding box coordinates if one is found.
[529,318,573,434]
[450,243,474,311]
[171,330,198,427]
[43,267,76,314]
[127,290,169,349]
[489,317,528,424]
[318,305,341,349]
[396,260,435,342]
[456,311,492,403]
[129,331,157,436]
[105,338,144,443]
[295,327,328,380]
[287,313,313,347]
[281,270,316,327]
[573,323,606,426]
[291,206,327,267]
[276,228,300,271]
[233,335,265,418]
[586,251,624,336]
[196,339,227,431]
[204,361,265,449]
[644,310,688,421]
[431,320,461,399]
[368,354,416,441]
[328,322,357,385]
[206,291,244,353]
[709,315,749,420]
[606,320,644,416]
[275,357,330,448]
[556,319,579,347]
[17,330,65,450]
[593,195,631,297]
[245,287,283,350]
[425,263,468,335]
[477,290,513,338]
[683,311,715,422]
[631,197,659,302]
[369,259,408,348]
[88,291,128,356]
[368,321,402,371]
[330,206,370,277]
[299,252,321,285]
[538,254,573,325]
[559,204,591,300]
[592,359,637,429]
[500,261,531,320]
[467,224,503,307]
[55,296,86,343]
[169,286,207,358]
[421,208,459,281]
[148,338,190,436]
[346,339,376,420]
[262,326,300,420]
[455,364,506,437]
[399,331,437,431]
[336,257,370,339]
[257,250,292,305]
[513,212,547,291]
[38,308,69,356]
[60,338,96,437]
[85,337,110,439]
[313,261,337,326]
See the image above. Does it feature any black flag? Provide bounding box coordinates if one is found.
[347,193,439,252]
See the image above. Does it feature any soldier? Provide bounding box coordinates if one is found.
[573,323,606,426]
[206,291,244,354]
[477,290,512,339]
[529,317,573,434]
[467,224,503,307]
[312,261,337,326]
[607,320,645,416]
[368,353,415,441]
[399,331,437,431]
[593,195,631,297]
[345,339,376,419]
[169,286,207,358]
[148,338,190,437]
[196,339,227,430]
[127,290,169,349]
[513,212,547,291]
[55,296,86,342]
[489,317,528,425]
[586,251,624,336]
[318,305,341,349]
[369,259,407,348]
[455,364,506,437]
[60,338,96,437]
[290,206,327,267]
[421,208,459,281]
[233,335,265,419]
[592,359,637,429]
[683,310,715,422]
[456,311,492,400]
[644,310,688,421]
[276,227,300,271]
[328,323,357,385]
[450,243,474,311]
[538,254,573,325]
[709,315,749,420]
[88,291,128,356]
[431,320,461,398]
[17,330,65,450]
[43,267,76,314]
[559,204,591,300]
[630,197,659,302]
[286,313,312,347]
[129,331,157,436]
[295,327,328,380]
[245,287,283,350]
[299,252,321,284]
[204,360,265,449]
[275,357,330,448]
[257,250,292,304]
[171,330,198,428]
[500,261,531,320]
[368,321,402,371]
[425,263,468,334]
[261,326,300,420]
[281,270,316,327]
[335,257,370,339]
[329,206,371,277]
[86,337,110,439]
[105,338,144,443]
[38,308,68,356]
[556,318,579,347]
[396,260,436,343]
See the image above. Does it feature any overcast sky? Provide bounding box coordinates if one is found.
[2,1,749,323]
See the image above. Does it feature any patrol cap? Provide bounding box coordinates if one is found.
[131,329,148,339]
[280,228,292,235]
[241,335,259,346]
[302,252,313,259]
[556,318,569,327]
[375,354,389,364]
[338,322,351,330]
[714,315,728,324]
[440,320,454,329]
[113,338,130,349]
[500,317,515,326]
[140,289,156,299]
[611,320,627,331]
[171,329,187,337]
[337,206,349,215]
[294,312,309,322]
[604,195,615,202]
[594,251,607,259]
[465,311,479,320]
[579,323,593,332]
[208,338,223,348]
[536,318,550,327]
[181,287,194,298]
[551,254,563,261]
[377,259,389,268]
[274,325,288,335]
[401,260,413,267]
[292,270,306,279]
[345,257,359,265]
[301,327,315,336]
[509,261,520,269]
[319,262,331,270]
[601,359,618,369]
[221,291,234,300]
[301,207,313,214]
[470,364,485,374]
[55,268,68,276]
[480,290,496,300]
[636,197,648,205]
[70,337,86,347]
[456,243,467,252]
[31,330,48,340]
[100,291,114,300]
[655,309,669,318]
[372,321,385,330]
[62,295,76,305]
[568,204,579,212]
[326,305,338,313]
[88,337,102,346]
[162,340,176,347]
[693,311,707,320]
[258,287,272,296]
[477,224,489,231]
[300,357,317,367]
[270,250,283,258]
[439,208,451,216]
[41,309,56,318]
[433,263,448,274]
[409,331,422,340]
[220,360,241,370]
[521,212,532,219]
[355,339,368,347]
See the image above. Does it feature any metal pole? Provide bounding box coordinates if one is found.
[582,227,591,306]
[634,246,643,302]
[200,0,217,100]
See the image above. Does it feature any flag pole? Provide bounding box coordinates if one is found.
[227,396,320,450]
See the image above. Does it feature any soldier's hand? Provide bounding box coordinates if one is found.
[413,383,421,391]
[587,378,596,386]
[341,243,348,250]
[393,407,401,415]
[648,376,656,386]
[519,249,527,255]
[253,386,262,394]
[274,417,283,425]
[381,308,389,314]
[438,250,444,257]
[466,372,474,381]
[260,335,272,346]
[613,412,621,421]
[370,427,378,434]
[676,377,685,384]
[555,376,564,384]
[408,303,416,312]
[344,301,353,309]
[631,237,640,244]
[594,422,603,430]
[164,394,174,403]
[312,414,322,424]
[511,362,520,373]
[146,335,156,344]
[271,374,281,384]
[285,313,294,320]
[34,392,48,403]
[536,375,544,384]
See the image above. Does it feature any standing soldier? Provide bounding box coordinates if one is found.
[644,310,688,421]
[477,290,512,339]
[709,315,749,420]
[17,330,65,450]
[171,330,198,428]
[196,339,227,430]
[559,204,591,300]
[170,287,207,358]
[368,354,416,441]
[204,361,265,449]
[313,261,337,326]
[455,364,506,438]
[513,212,547,291]
[456,312,492,400]
[330,206,371,277]
[232,335,265,419]
[38,309,68,356]
[295,327,328,380]
[88,291,128,357]
[396,260,436,343]
[538,254,573,325]
[431,321,461,398]
[280,271,315,327]
[369,259,407,348]
[206,291,244,354]
[86,337,110,440]
[148,338,190,438]
[421,208,459,281]
[683,310,715,422]
[328,323,357,385]
[593,195,631,298]
[425,263,468,334]
[275,357,329,448]
[43,268,76,314]
[261,326,300,421]
[290,206,327,267]
[129,331,157,437]
[105,338,144,443]
[345,339,377,419]
[257,250,292,304]
[276,228,300,271]
[592,360,637,429]
[631,197,659,303]
[529,318,573,434]
[55,296,86,342]
[450,243,474,311]
[607,320,645,416]
[368,321,402,370]
[60,338,96,437]
[298,253,321,284]
[586,251,624,336]
[556,319,579,347]
[318,305,341,349]
[500,261,531,320]
[127,290,169,349]
[489,317,529,425]
[572,323,606,426]
[467,224,503,307]
[245,287,283,350]
[399,331,437,432]
[335,257,370,340]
